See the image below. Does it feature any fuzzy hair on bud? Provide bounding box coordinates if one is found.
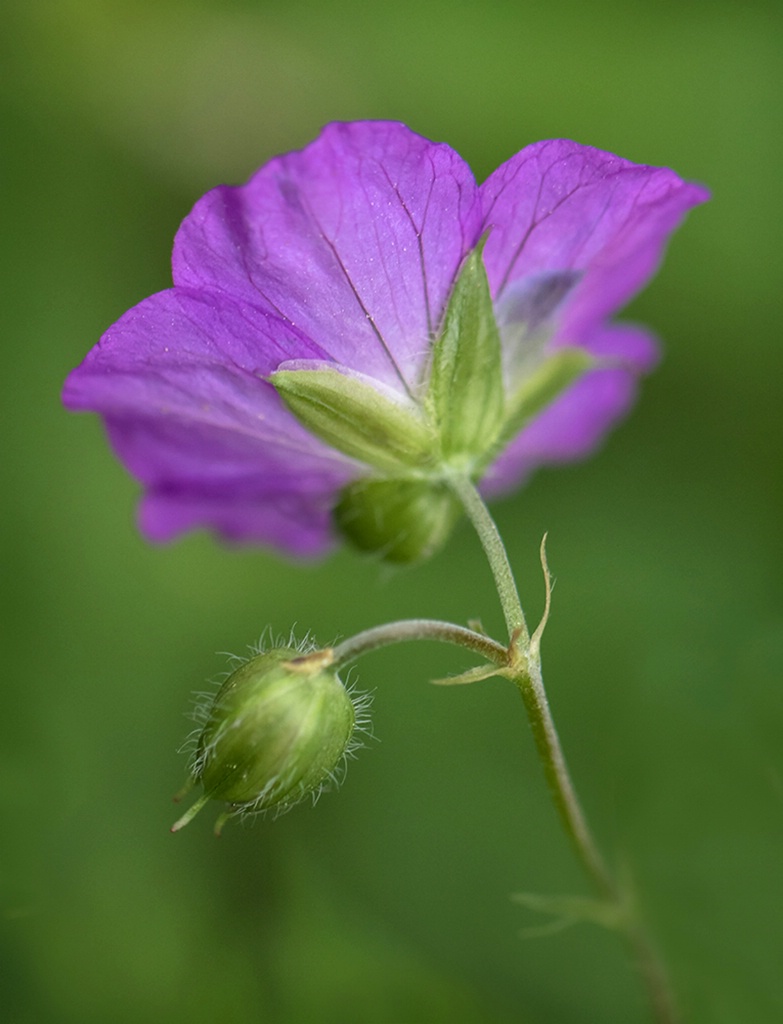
[172,637,370,835]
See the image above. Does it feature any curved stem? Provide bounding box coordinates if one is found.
[330,618,508,670]
[448,476,528,642]
[625,920,683,1024]
[517,662,680,1020]
[451,478,681,1024]
[516,655,616,899]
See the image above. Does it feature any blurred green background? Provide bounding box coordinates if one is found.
[2,0,781,1021]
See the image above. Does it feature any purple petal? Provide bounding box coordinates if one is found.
[63,288,358,545]
[495,270,582,337]
[480,140,710,340]
[139,486,337,556]
[173,121,483,395]
[572,317,659,372]
[482,323,658,495]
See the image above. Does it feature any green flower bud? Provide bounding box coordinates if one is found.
[333,478,462,564]
[172,646,365,834]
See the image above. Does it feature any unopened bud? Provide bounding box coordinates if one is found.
[334,478,461,564]
[172,647,363,834]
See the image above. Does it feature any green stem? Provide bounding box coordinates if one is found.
[516,655,616,899]
[451,476,681,1024]
[330,618,508,670]
[448,475,528,641]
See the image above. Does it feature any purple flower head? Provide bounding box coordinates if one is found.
[63,121,708,559]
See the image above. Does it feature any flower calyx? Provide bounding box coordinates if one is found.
[424,237,506,464]
[270,241,595,564]
[270,362,438,476]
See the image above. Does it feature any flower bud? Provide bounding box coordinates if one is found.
[172,647,361,834]
[334,478,461,564]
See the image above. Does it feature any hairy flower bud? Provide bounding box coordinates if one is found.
[171,647,363,834]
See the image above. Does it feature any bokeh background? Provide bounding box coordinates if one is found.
[2,0,781,1021]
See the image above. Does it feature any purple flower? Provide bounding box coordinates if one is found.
[63,121,708,557]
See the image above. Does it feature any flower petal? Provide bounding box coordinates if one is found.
[172,121,483,395]
[482,323,658,495]
[139,486,337,556]
[63,288,358,544]
[480,139,709,338]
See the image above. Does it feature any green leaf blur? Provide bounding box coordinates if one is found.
[3,1,781,1022]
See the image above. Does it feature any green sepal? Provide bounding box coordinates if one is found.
[430,663,504,686]
[271,366,436,474]
[494,348,595,453]
[426,240,505,463]
[334,478,461,564]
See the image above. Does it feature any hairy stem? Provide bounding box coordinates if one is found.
[448,475,528,641]
[515,654,616,899]
[451,476,681,1024]
[330,618,508,669]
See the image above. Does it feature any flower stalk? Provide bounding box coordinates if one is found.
[447,475,528,640]
[329,618,508,670]
[450,476,681,1024]
[300,486,680,1020]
